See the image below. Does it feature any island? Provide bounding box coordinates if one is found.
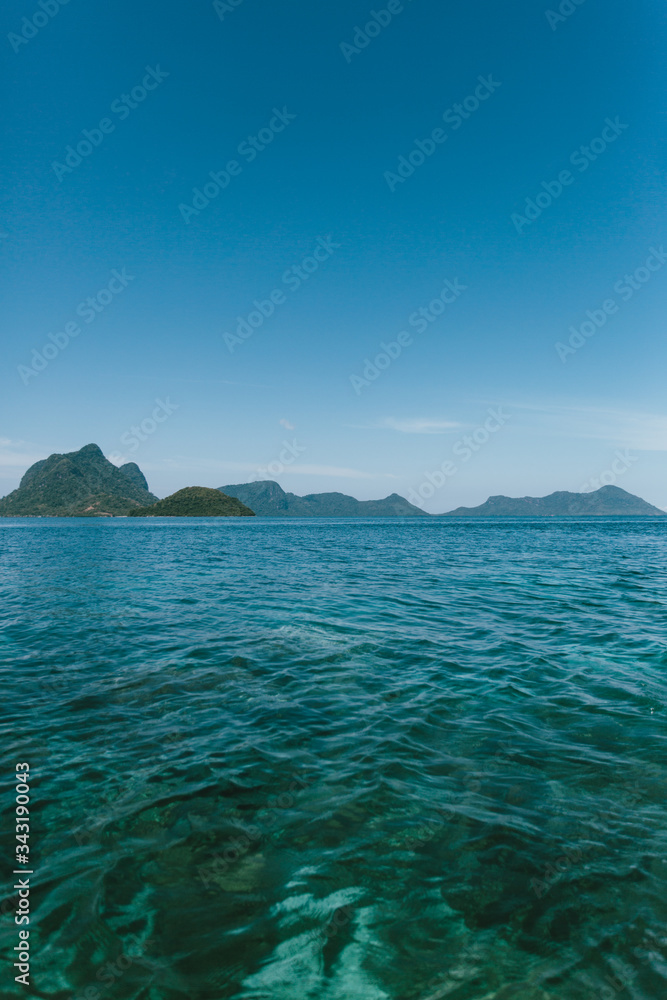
[128,487,255,517]
[0,444,158,516]
[0,445,663,518]
[439,485,666,517]
[218,480,429,517]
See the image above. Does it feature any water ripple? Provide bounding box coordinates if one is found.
[1,518,666,998]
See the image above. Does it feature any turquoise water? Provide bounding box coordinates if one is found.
[1,518,666,1000]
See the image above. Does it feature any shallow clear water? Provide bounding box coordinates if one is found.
[1,518,666,1000]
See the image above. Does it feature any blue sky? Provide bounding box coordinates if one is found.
[2,0,666,512]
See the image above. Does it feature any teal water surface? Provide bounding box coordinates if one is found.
[1,518,666,1000]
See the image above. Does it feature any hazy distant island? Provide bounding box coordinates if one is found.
[219,479,428,517]
[440,485,665,518]
[0,443,664,518]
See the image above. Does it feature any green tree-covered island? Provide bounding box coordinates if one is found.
[128,487,254,517]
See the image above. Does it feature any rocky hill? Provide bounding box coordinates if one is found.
[128,487,255,517]
[218,480,429,517]
[118,462,151,492]
[0,444,158,516]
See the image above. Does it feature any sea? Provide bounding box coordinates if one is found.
[1,517,666,1000]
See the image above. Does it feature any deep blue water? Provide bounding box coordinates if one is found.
[1,518,666,1000]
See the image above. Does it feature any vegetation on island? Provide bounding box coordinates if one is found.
[128,487,255,517]
[0,444,158,517]
[440,486,666,517]
[0,446,663,519]
[218,480,429,517]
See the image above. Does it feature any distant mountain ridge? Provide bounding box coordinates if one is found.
[220,481,664,518]
[440,486,666,517]
[0,444,158,516]
[1,447,663,518]
[219,480,429,517]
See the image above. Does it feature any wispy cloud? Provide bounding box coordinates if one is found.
[0,440,47,477]
[353,418,462,435]
[282,465,397,479]
[123,376,271,389]
[146,458,261,473]
[280,418,295,430]
[512,402,667,452]
[386,418,461,434]
[145,458,394,480]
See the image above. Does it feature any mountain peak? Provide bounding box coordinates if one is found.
[119,462,149,492]
[0,444,158,517]
[596,485,632,495]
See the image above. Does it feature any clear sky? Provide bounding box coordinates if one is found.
[2,0,666,512]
